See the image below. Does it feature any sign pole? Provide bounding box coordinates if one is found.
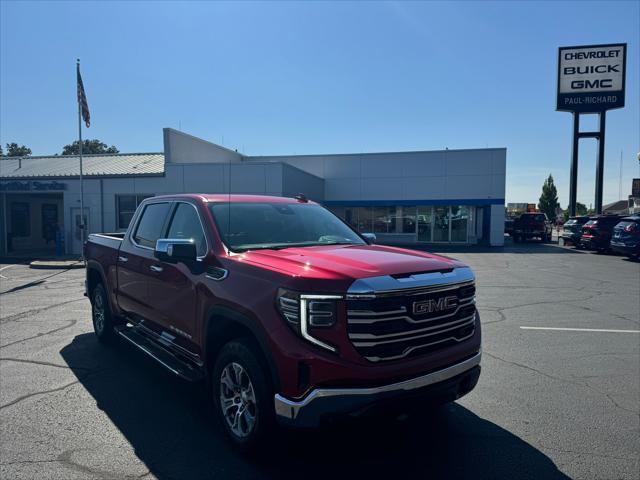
[569,112,580,216]
[77,60,85,260]
[594,111,606,214]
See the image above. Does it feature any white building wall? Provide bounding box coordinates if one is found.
[490,204,505,246]
[248,148,506,205]
[163,128,243,164]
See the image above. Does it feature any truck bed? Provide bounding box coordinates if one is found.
[85,233,126,283]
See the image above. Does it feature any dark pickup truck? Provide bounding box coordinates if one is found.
[84,194,481,450]
[512,212,552,243]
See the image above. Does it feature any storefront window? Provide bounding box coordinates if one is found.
[357,207,373,233]
[400,206,417,234]
[433,206,449,242]
[373,207,394,233]
[417,206,432,241]
[324,204,473,243]
[451,206,469,242]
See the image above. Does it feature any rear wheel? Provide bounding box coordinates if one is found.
[212,340,275,452]
[91,283,116,343]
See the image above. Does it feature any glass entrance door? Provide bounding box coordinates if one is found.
[416,206,432,242]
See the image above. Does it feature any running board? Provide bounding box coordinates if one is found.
[115,326,204,382]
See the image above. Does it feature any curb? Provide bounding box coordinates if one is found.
[29,260,85,270]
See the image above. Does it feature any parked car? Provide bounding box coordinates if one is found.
[560,216,590,247]
[512,212,552,242]
[504,219,515,237]
[84,194,481,450]
[610,216,640,260]
[579,215,624,253]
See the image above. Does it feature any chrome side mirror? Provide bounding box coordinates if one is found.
[362,233,377,245]
[155,238,197,263]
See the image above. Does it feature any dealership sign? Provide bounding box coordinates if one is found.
[557,43,626,112]
[0,180,67,192]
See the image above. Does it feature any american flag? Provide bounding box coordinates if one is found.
[77,64,90,128]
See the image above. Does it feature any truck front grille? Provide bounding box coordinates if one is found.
[346,282,476,362]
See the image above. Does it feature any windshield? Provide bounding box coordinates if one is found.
[209,202,366,252]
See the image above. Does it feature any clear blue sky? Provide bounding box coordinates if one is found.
[1,0,638,206]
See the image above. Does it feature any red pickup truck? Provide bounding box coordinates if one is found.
[84,194,481,450]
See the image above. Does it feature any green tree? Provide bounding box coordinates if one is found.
[62,139,119,155]
[575,202,588,216]
[5,143,32,157]
[538,174,559,222]
[562,202,589,221]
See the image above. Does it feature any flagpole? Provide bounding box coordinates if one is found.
[77,58,85,261]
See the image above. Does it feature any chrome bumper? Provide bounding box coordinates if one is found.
[274,351,481,427]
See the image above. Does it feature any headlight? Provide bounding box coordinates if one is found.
[276,288,342,352]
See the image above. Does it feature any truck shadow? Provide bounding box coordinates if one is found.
[60,333,570,480]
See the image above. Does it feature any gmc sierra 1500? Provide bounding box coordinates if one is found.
[85,194,481,450]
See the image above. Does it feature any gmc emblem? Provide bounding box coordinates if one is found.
[413,295,458,315]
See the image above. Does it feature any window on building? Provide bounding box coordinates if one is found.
[451,206,469,242]
[417,206,433,242]
[433,206,450,242]
[400,206,417,233]
[373,207,394,233]
[166,203,207,256]
[117,194,153,230]
[357,207,373,232]
[10,202,30,237]
[133,202,171,248]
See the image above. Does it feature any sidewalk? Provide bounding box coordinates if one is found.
[29,258,84,270]
[0,253,84,270]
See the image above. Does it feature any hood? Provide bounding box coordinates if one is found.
[232,244,465,280]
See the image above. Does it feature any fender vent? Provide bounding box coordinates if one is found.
[206,266,228,280]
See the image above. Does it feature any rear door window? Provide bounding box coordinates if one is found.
[133,202,171,248]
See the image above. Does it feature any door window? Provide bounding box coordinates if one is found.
[166,203,207,256]
[133,202,171,248]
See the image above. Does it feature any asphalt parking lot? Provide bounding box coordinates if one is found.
[0,241,638,480]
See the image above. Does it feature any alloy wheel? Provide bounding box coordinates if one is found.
[93,292,105,334]
[219,362,257,438]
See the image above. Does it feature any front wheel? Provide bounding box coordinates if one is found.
[212,340,275,452]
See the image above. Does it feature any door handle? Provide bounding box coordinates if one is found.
[149,265,163,273]
[118,256,128,263]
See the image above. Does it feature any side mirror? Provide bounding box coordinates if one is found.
[155,238,197,263]
[362,233,377,245]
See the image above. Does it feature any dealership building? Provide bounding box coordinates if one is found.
[0,128,506,255]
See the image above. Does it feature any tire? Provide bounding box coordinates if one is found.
[91,283,116,343]
[212,339,275,452]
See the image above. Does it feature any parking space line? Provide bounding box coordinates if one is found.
[520,326,640,333]
[0,265,16,279]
